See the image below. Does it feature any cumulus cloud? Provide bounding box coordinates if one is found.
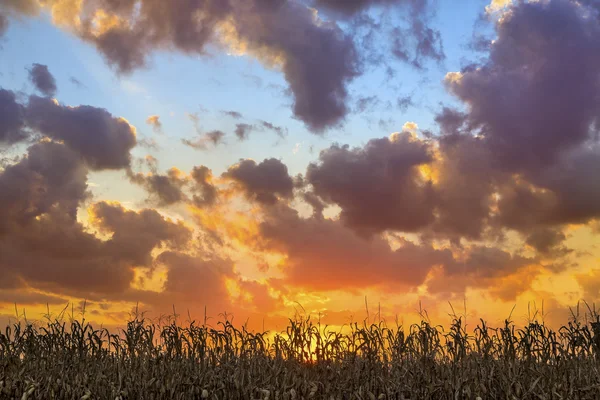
[0,89,27,145]
[427,0,600,239]
[307,132,435,234]
[445,0,600,171]
[191,166,218,207]
[0,141,89,234]
[0,139,194,298]
[28,63,57,97]
[224,158,294,205]
[25,95,137,169]
[90,201,192,266]
[432,134,497,239]
[525,228,571,257]
[128,166,189,207]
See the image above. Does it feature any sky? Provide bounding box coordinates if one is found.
[1,0,600,331]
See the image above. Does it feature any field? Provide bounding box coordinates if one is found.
[2,306,600,400]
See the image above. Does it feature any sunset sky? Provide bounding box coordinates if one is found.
[1,0,600,331]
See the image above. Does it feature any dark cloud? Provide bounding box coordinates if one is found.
[191,166,218,207]
[528,146,600,225]
[235,123,255,141]
[391,11,445,70]
[128,167,189,207]
[25,95,137,170]
[355,95,380,113]
[314,0,404,15]
[435,107,467,136]
[302,191,326,219]
[182,130,226,150]
[0,142,125,296]
[28,63,57,97]
[317,0,445,70]
[0,289,68,306]
[91,201,192,266]
[259,120,287,138]
[230,1,359,132]
[306,132,435,235]
[445,0,600,172]
[222,110,243,119]
[0,89,27,145]
[224,158,294,205]
[396,95,413,111]
[0,142,89,234]
[69,76,85,88]
[432,134,497,239]
[1,0,40,15]
[0,137,193,299]
[525,228,570,256]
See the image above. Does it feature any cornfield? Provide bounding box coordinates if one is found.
[2,304,600,399]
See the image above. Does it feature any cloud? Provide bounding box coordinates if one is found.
[182,130,226,150]
[525,228,571,257]
[0,142,127,296]
[0,289,68,306]
[90,201,192,266]
[257,204,455,291]
[128,166,189,207]
[69,76,85,88]
[222,110,243,119]
[355,95,380,113]
[190,166,218,208]
[445,0,600,171]
[1,0,40,16]
[0,89,27,145]
[314,0,405,15]
[25,95,137,170]
[316,0,445,70]
[146,114,162,133]
[138,137,160,150]
[151,251,235,309]
[224,158,294,205]
[306,132,435,235]
[432,134,497,239]
[28,63,58,97]
[0,139,193,298]
[235,123,254,141]
[0,141,89,234]
[391,9,445,69]
[259,120,287,138]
